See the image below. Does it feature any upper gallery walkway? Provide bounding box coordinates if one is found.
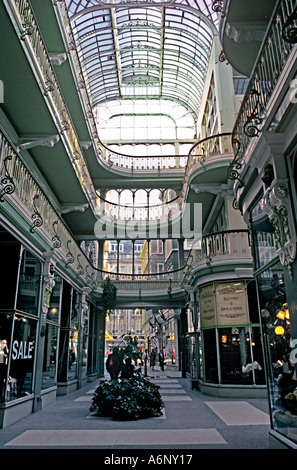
[0,122,250,307]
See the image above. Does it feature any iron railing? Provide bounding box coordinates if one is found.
[228,0,297,186]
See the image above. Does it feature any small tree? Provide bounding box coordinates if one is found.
[102,277,117,315]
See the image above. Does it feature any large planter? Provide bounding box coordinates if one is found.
[90,375,164,420]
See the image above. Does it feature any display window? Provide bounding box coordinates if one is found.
[41,323,58,390]
[0,312,37,402]
[203,328,218,383]
[257,261,297,444]
[219,326,265,385]
[42,275,61,389]
[57,281,79,382]
[250,198,277,270]
[81,307,89,379]
[16,250,41,316]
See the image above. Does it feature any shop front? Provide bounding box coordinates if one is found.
[197,279,266,397]
[0,224,100,427]
[250,195,297,448]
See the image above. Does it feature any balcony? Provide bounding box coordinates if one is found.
[227,0,297,191]
[220,0,277,77]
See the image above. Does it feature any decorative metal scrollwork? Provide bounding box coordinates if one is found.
[30,194,43,233]
[77,254,85,276]
[65,240,74,268]
[0,156,16,202]
[282,7,297,44]
[243,89,263,137]
[44,70,55,96]
[72,146,81,161]
[232,199,239,211]
[52,220,61,249]
[212,0,224,13]
[219,50,228,64]
[227,137,244,187]
[262,182,296,279]
[20,7,34,41]
[61,109,70,132]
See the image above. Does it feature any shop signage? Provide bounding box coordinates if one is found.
[11,340,34,360]
[215,282,248,325]
[200,285,216,328]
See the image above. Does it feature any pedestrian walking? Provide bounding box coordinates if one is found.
[150,349,156,370]
[159,349,165,371]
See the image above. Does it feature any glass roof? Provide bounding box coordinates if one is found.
[65,0,218,116]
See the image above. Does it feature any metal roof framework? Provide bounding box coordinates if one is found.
[65,0,219,117]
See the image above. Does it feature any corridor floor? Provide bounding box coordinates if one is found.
[0,367,271,453]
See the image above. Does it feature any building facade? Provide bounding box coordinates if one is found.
[0,0,296,449]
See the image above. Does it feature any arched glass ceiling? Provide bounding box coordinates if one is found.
[65,1,218,116]
[97,99,196,142]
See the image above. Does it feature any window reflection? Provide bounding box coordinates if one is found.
[7,314,37,401]
[250,199,277,269]
[258,262,297,444]
[42,324,58,390]
[16,250,41,316]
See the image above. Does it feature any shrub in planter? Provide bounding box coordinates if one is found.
[90,375,164,420]
[113,395,141,420]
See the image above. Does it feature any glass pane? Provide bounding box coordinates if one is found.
[250,198,277,269]
[257,261,297,443]
[219,327,264,385]
[47,275,62,322]
[68,331,78,381]
[42,323,58,390]
[8,314,37,401]
[0,313,13,402]
[203,328,218,383]
[16,250,41,316]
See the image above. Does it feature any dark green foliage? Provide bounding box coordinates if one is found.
[118,335,142,364]
[90,375,164,420]
[102,277,117,315]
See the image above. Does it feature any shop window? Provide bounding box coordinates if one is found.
[41,276,61,390]
[41,323,58,390]
[47,275,62,322]
[257,261,297,444]
[203,329,218,383]
[250,198,277,269]
[16,250,41,316]
[0,314,13,402]
[219,327,264,385]
[80,306,89,379]
[57,281,78,382]
[7,314,37,402]
[0,230,21,309]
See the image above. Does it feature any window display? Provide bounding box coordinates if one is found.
[16,250,41,316]
[250,199,277,270]
[200,279,264,386]
[257,261,297,444]
[7,314,37,401]
[219,327,265,385]
[41,323,58,390]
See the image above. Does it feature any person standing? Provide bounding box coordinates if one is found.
[106,347,123,380]
[150,349,156,370]
[142,349,149,376]
[159,349,165,371]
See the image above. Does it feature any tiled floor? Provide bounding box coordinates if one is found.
[0,370,271,450]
